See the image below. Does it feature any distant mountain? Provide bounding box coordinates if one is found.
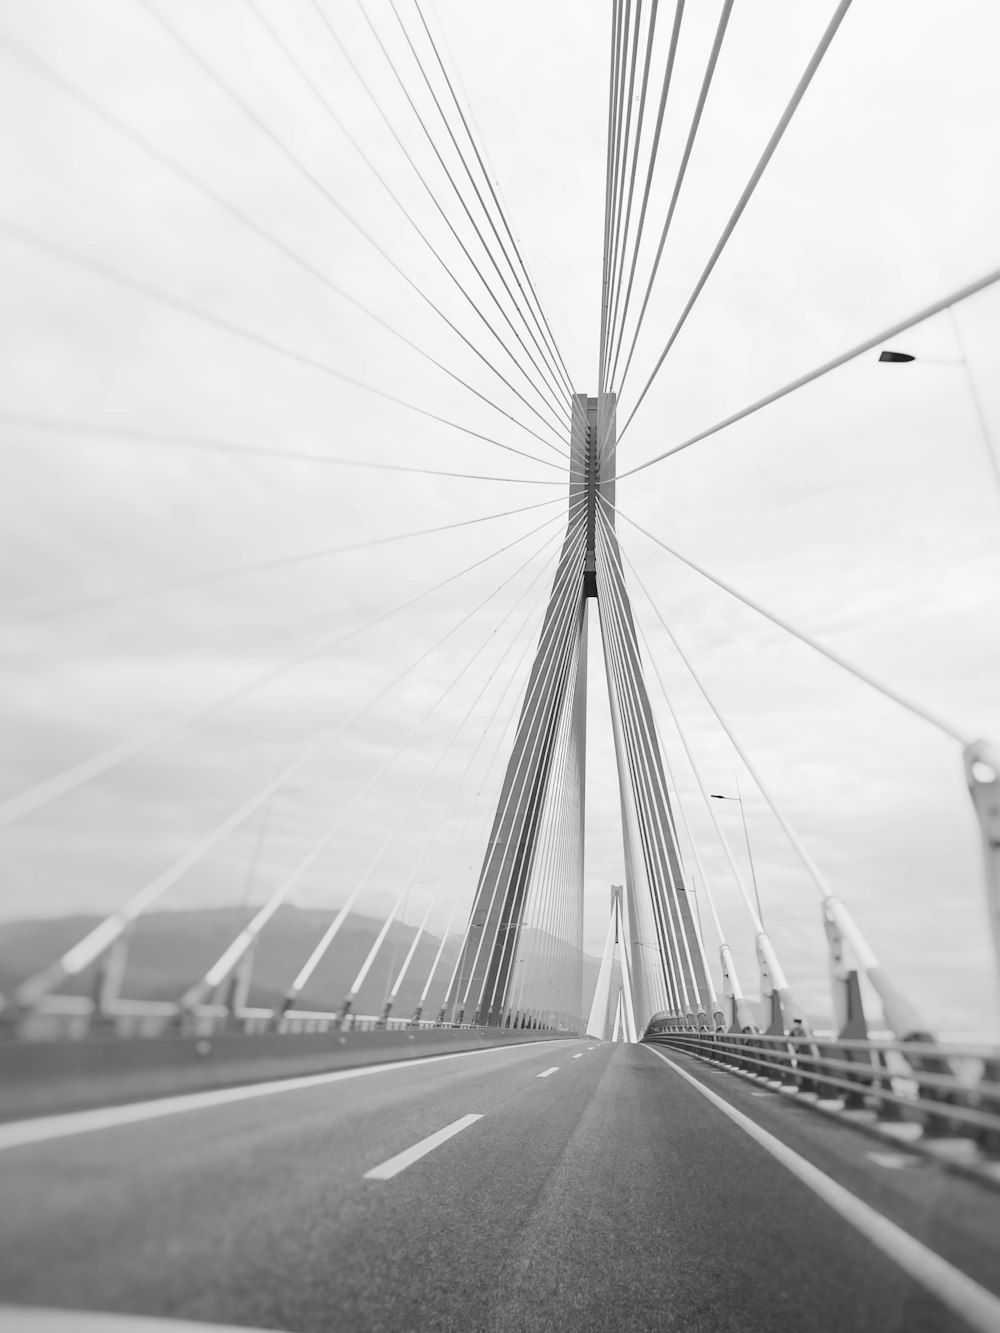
[0,906,600,1022]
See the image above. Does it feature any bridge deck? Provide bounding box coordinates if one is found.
[1,1041,998,1331]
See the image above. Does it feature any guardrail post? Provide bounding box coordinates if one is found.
[871,1046,904,1120]
[788,1026,818,1094]
[907,1041,961,1137]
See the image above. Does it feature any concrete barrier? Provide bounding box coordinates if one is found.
[0,1028,573,1122]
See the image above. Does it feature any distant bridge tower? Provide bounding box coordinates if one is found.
[447,395,714,1031]
[586,885,637,1042]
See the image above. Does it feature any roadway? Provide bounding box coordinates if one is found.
[1,1039,999,1332]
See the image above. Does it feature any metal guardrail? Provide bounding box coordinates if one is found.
[646,1030,1000,1169]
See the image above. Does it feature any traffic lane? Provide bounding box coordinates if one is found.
[350,1042,974,1333]
[0,1038,592,1327]
[228,1042,612,1333]
[646,1044,1000,1299]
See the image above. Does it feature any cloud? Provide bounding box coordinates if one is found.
[0,0,998,1033]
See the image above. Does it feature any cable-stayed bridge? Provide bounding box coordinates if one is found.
[1,2,1000,1330]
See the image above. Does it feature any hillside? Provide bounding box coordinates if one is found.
[0,907,600,1021]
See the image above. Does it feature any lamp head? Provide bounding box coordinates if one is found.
[878,350,915,363]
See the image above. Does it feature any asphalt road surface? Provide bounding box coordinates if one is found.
[1,1039,999,1332]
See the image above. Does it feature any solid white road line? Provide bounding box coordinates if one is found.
[363,1114,483,1181]
[646,1046,1000,1333]
[0,1040,572,1153]
[537,1067,559,1078]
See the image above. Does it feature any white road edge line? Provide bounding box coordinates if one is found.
[0,1040,573,1153]
[645,1045,1000,1333]
[363,1114,483,1180]
[537,1067,559,1078]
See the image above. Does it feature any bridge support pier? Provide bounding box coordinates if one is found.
[965,739,1000,1013]
[756,932,807,1037]
[823,900,869,1041]
[89,929,132,1029]
[586,886,638,1041]
[221,939,257,1027]
[720,943,755,1032]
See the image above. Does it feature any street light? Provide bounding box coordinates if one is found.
[878,325,1000,499]
[710,778,765,927]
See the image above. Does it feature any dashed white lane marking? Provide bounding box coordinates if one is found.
[645,1046,1000,1333]
[537,1067,559,1078]
[0,1040,571,1153]
[572,1053,583,1059]
[363,1114,483,1181]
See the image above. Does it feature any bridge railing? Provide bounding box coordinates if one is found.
[646,1030,1000,1160]
[7,993,571,1041]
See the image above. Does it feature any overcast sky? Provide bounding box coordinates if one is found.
[0,0,998,1035]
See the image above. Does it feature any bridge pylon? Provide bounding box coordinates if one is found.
[586,885,637,1042]
[446,395,715,1034]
